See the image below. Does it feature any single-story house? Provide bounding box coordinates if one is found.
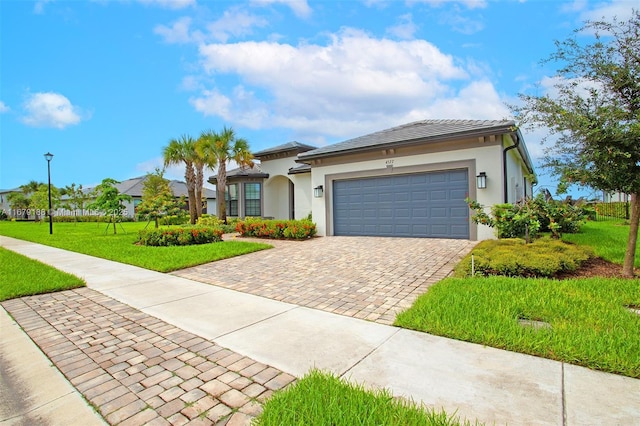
[85,176,217,218]
[1,176,217,220]
[210,119,536,241]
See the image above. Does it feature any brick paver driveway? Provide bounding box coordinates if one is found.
[174,236,476,325]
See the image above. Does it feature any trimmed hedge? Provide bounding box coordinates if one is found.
[455,237,593,278]
[48,215,135,223]
[136,226,224,247]
[236,218,317,240]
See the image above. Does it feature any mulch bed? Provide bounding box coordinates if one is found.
[553,257,639,279]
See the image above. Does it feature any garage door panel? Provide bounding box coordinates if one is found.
[333,169,469,239]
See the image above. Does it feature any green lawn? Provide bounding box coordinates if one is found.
[562,220,640,267]
[254,370,477,426]
[396,220,640,378]
[0,247,85,301]
[0,221,271,272]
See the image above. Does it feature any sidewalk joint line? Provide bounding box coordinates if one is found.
[339,327,400,378]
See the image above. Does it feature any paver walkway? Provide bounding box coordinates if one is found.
[175,236,475,324]
[1,288,294,426]
[2,236,639,426]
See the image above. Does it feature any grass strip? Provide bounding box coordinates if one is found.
[254,369,478,426]
[0,247,85,301]
[0,222,272,272]
[395,276,640,378]
[562,220,640,267]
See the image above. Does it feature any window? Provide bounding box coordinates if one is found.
[226,183,238,216]
[244,182,261,217]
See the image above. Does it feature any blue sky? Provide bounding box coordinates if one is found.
[0,0,636,197]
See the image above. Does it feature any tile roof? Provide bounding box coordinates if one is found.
[253,141,317,158]
[208,165,269,183]
[297,119,517,160]
[85,176,216,199]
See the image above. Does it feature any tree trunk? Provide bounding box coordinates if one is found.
[155,217,159,229]
[187,188,197,224]
[195,164,204,219]
[217,162,227,224]
[622,192,639,278]
[185,162,197,225]
[112,215,117,235]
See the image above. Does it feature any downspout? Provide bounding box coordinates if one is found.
[503,133,520,203]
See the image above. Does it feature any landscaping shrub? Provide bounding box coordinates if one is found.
[455,237,593,278]
[235,217,317,240]
[158,214,189,226]
[197,214,236,233]
[136,226,223,246]
[467,195,588,240]
[49,215,135,223]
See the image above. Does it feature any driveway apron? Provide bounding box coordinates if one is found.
[174,236,476,324]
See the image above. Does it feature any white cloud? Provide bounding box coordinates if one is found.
[206,8,269,42]
[578,0,635,23]
[21,92,84,129]
[0,101,9,113]
[33,0,53,14]
[137,0,195,9]
[154,17,197,44]
[189,28,513,140]
[419,80,511,120]
[409,0,487,10]
[386,14,418,40]
[190,89,233,120]
[250,0,312,19]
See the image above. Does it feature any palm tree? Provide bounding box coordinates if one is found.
[163,135,198,224]
[193,137,207,219]
[197,126,253,223]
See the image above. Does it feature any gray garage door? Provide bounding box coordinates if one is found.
[333,169,469,239]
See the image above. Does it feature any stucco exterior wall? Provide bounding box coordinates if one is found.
[259,157,312,220]
[310,141,507,240]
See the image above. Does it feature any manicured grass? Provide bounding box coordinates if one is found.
[562,220,640,267]
[254,369,478,426]
[0,247,85,301]
[0,221,272,272]
[395,276,640,378]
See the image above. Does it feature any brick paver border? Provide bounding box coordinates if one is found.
[2,288,295,426]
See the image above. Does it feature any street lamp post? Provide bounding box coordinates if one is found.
[44,152,54,235]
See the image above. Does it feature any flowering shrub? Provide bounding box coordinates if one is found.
[235,218,317,240]
[136,226,224,246]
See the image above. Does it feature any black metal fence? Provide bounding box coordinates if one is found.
[591,201,630,221]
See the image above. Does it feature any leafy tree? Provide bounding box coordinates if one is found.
[163,135,198,224]
[19,180,43,195]
[88,178,132,234]
[197,126,253,223]
[30,184,60,221]
[7,192,30,218]
[512,11,640,277]
[136,168,185,228]
[61,183,91,221]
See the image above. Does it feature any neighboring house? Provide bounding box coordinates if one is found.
[213,119,536,241]
[82,176,217,218]
[601,191,630,203]
[0,188,21,217]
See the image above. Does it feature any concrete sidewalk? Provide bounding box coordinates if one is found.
[1,236,639,425]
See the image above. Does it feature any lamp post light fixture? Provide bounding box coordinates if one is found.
[44,152,54,234]
[476,172,487,189]
[313,185,324,198]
